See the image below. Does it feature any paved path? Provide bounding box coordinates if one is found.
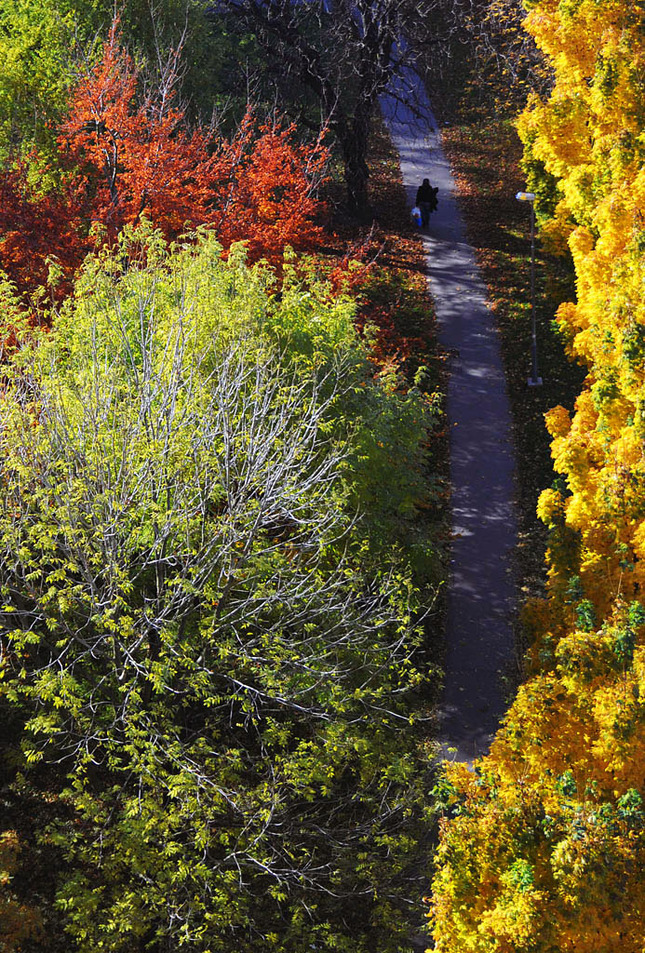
[381,68,518,764]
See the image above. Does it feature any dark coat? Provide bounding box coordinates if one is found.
[416,183,438,210]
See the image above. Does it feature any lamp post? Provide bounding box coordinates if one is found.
[515,191,542,386]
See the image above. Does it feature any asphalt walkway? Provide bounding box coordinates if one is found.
[381,68,519,763]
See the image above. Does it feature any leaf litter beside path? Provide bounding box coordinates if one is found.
[440,118,584,662]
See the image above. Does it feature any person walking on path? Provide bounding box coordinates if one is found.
[415,177,438,227]
[381,68,518,764]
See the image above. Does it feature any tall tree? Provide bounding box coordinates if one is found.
[209,0,421,219]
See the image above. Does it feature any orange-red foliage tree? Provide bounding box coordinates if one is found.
[210,110,328,263]
[0,22,328,304]
[0,164,82,297]
[58,25,218,245]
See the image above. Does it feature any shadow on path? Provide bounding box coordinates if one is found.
[381,66,519,765]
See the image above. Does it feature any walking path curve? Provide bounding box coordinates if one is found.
[381,68,519,764]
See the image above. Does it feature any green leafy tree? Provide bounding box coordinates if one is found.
[0,228,438,952]
[0,0,79,162]
[0,0,231,165]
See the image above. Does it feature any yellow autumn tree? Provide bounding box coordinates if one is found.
[430,1,645,949]
[431,598,645,951]
[517,0,645,615]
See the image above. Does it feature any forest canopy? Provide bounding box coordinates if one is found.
[3,0,644,950]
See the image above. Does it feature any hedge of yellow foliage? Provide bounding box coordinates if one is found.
[430,0,645,949]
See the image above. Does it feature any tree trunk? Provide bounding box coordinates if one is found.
[340,103,373,221]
